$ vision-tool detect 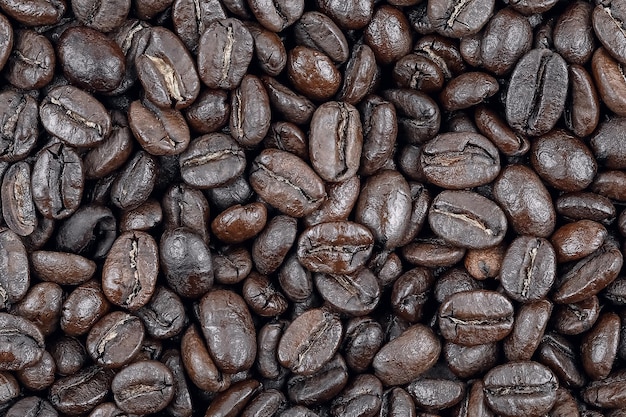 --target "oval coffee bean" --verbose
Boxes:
[86,311,144,368]
[111,361,174,415]
[483,361,558,417]
[102,231,159,311]
[0,313,44,371]
[278,308,342,375]
[48,366,113,415]
[429,190,507,249]
[0,90,38,163]
[438,290,514,346]
[2,161,37,236]
[0,228,29,309]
